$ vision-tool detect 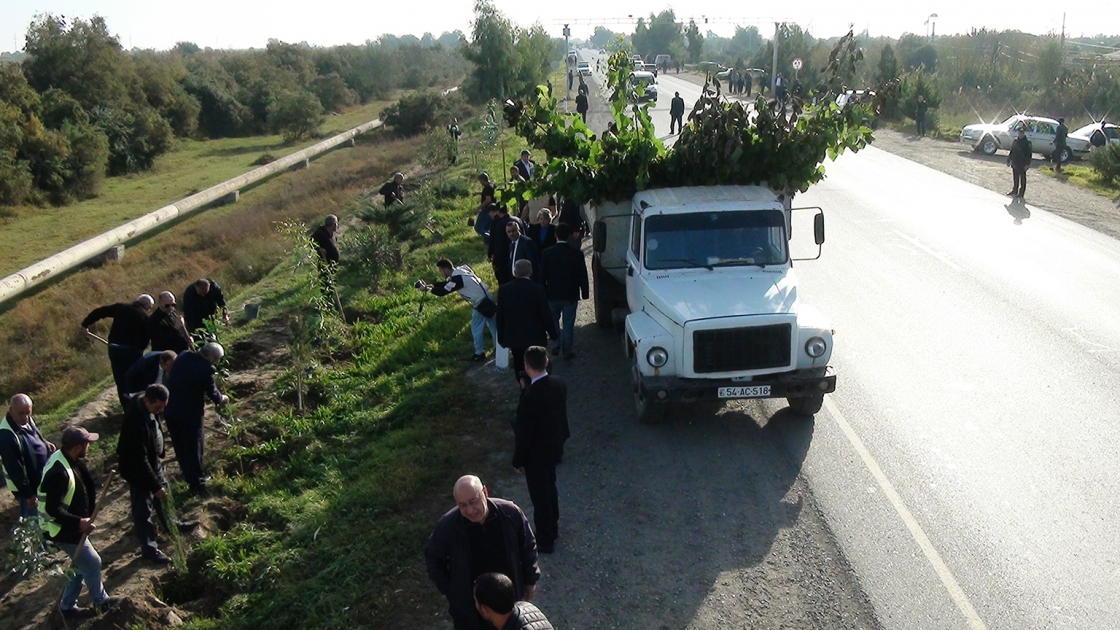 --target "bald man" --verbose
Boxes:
[148,292,191,353]
[425,475,540,630]
[0,394,56,519]
[81,294,154,409]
